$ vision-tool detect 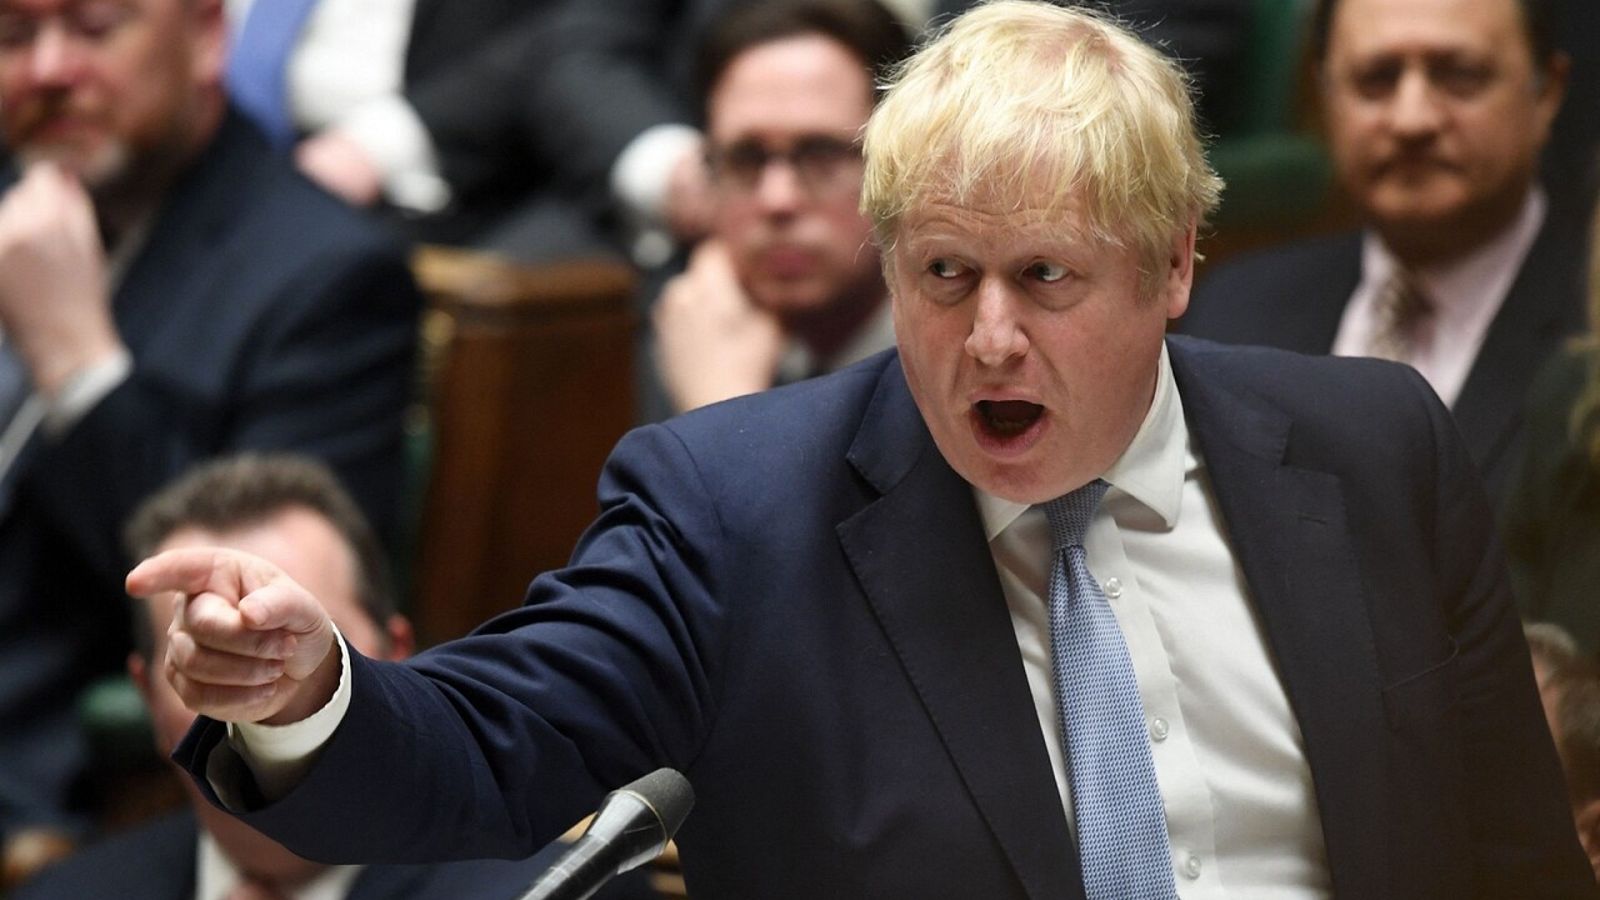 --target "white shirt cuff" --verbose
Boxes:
[42,348,131,436]
[611,123,702,223]
[226,625,353,803]
[338,97,452,214]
